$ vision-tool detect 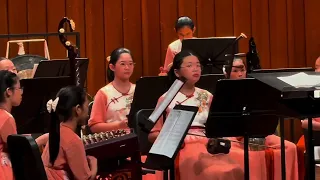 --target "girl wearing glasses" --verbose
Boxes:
[89,48,135,133]
[149,51,244,180]
[88,48,163,180]
[0,70,23,180]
